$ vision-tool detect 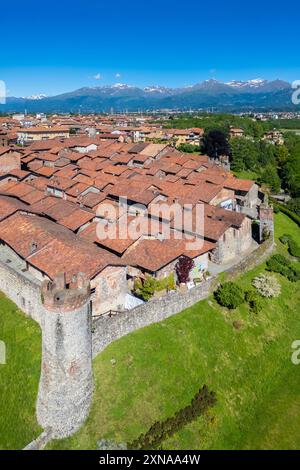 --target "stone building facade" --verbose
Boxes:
[210,217,253,264]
